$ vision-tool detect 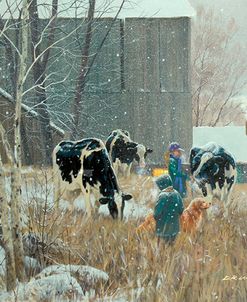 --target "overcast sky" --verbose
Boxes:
[1,0,246,44]
[190,0,247,107]
[189,0,247,48]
